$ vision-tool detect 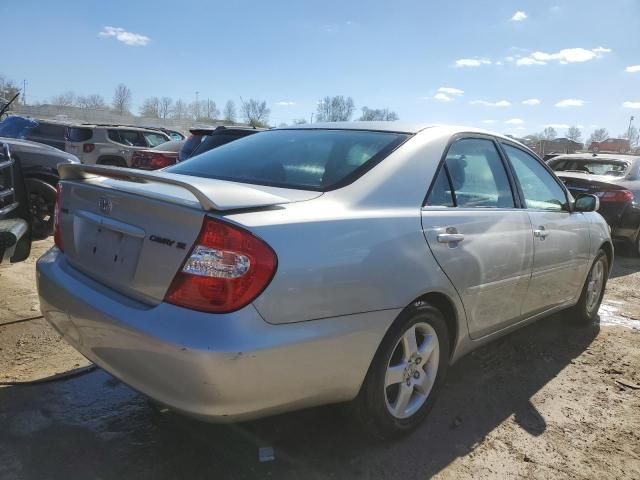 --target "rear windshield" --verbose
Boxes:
[168,129,408,191]
[550,159,629,177]
[67,127,92,142]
